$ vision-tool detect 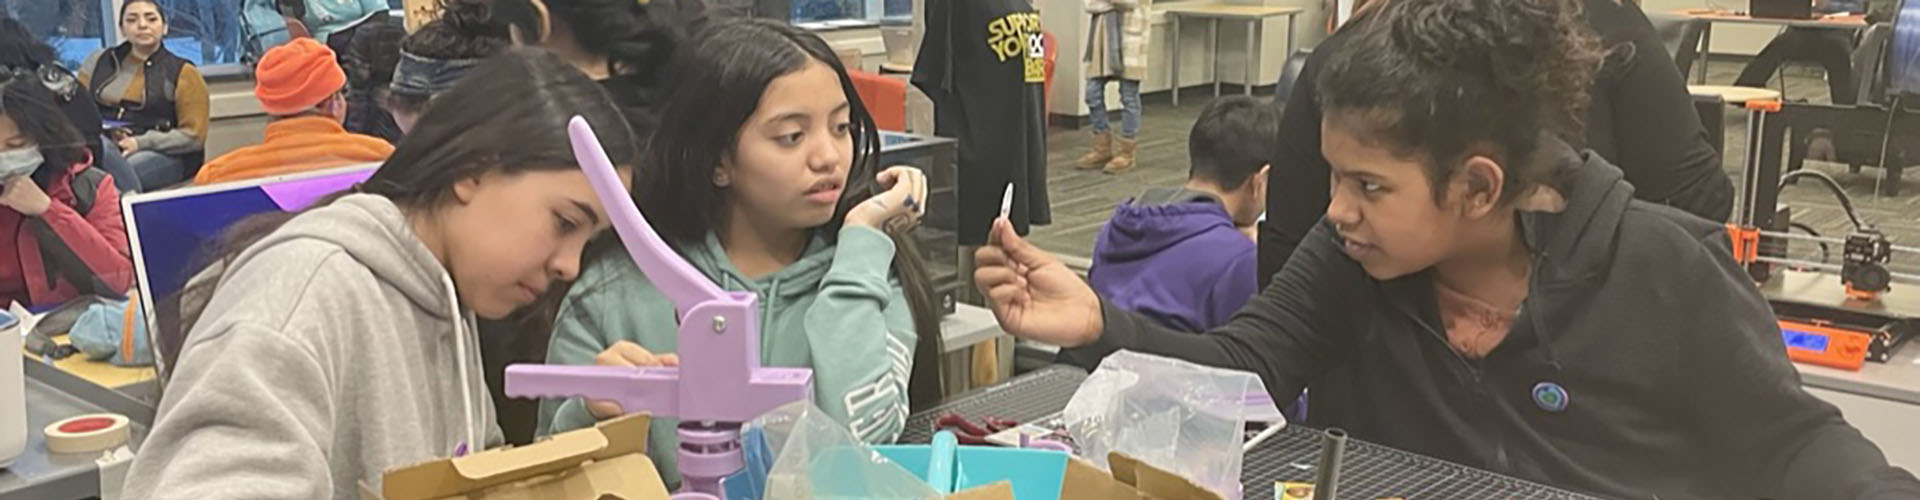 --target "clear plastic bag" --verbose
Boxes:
[750,401,942,500]
[1062,350,1272,499]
